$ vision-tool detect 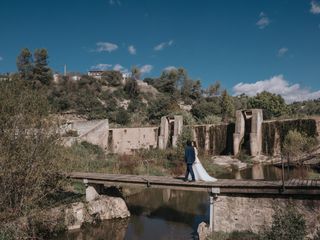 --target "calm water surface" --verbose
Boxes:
[56,189,209,240]
[56,164,318,240]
